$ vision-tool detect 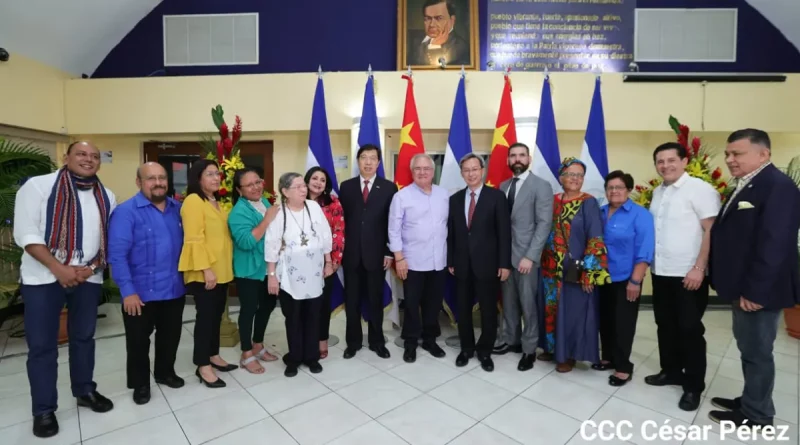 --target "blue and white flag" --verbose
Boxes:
[353,74,386,178]
[532,76,562,194]
[439,75,472,195]
[304,75,346,316]
[580,76,609,205]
